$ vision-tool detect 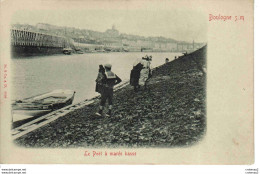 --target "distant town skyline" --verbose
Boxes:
[11,9,207,43]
